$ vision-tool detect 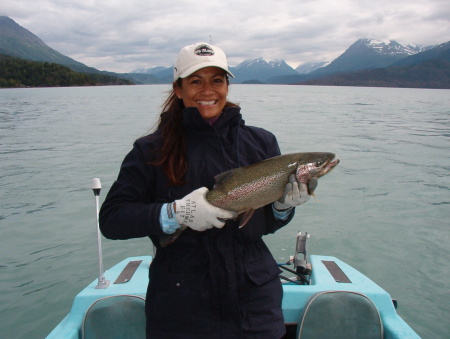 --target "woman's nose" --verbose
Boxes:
[201,82,214,94]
